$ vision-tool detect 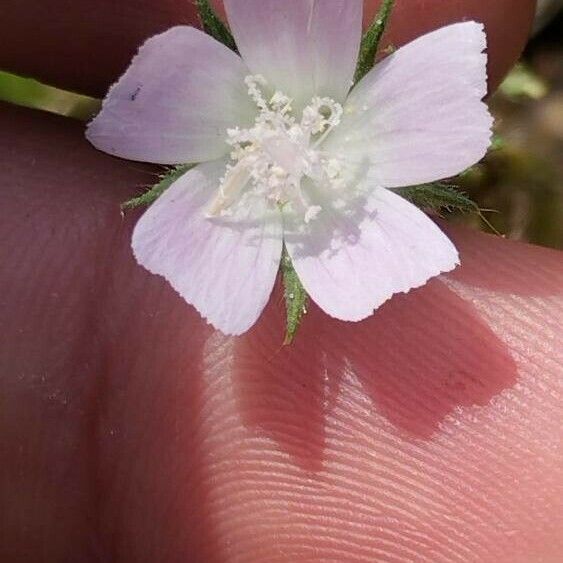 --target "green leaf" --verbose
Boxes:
[354,0,395,84]
[121,164,193,210]
[397,183,479,215]
[281,248,309,345]
[196,0,238,52]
